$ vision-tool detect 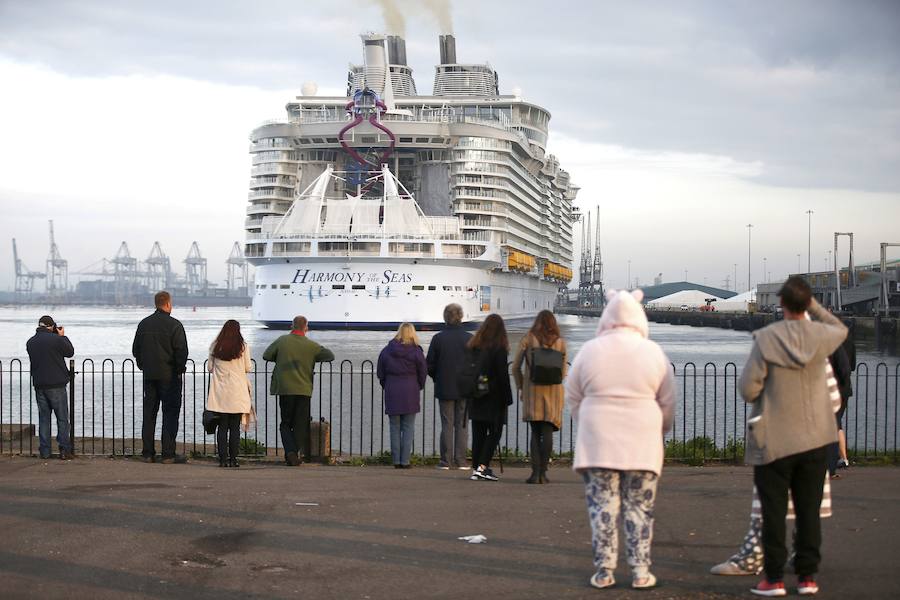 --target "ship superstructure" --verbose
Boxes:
[245,34,577,328]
